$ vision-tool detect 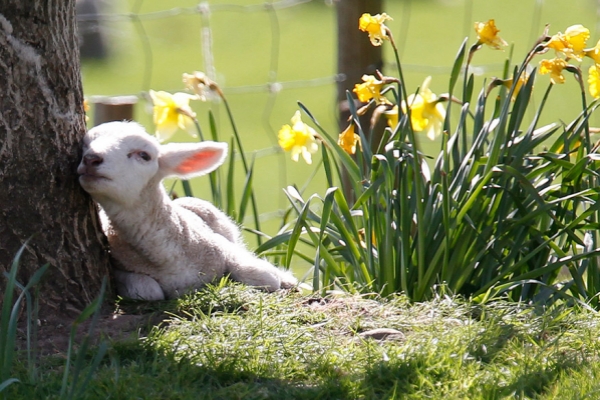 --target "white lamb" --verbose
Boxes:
[77,121,297,300]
